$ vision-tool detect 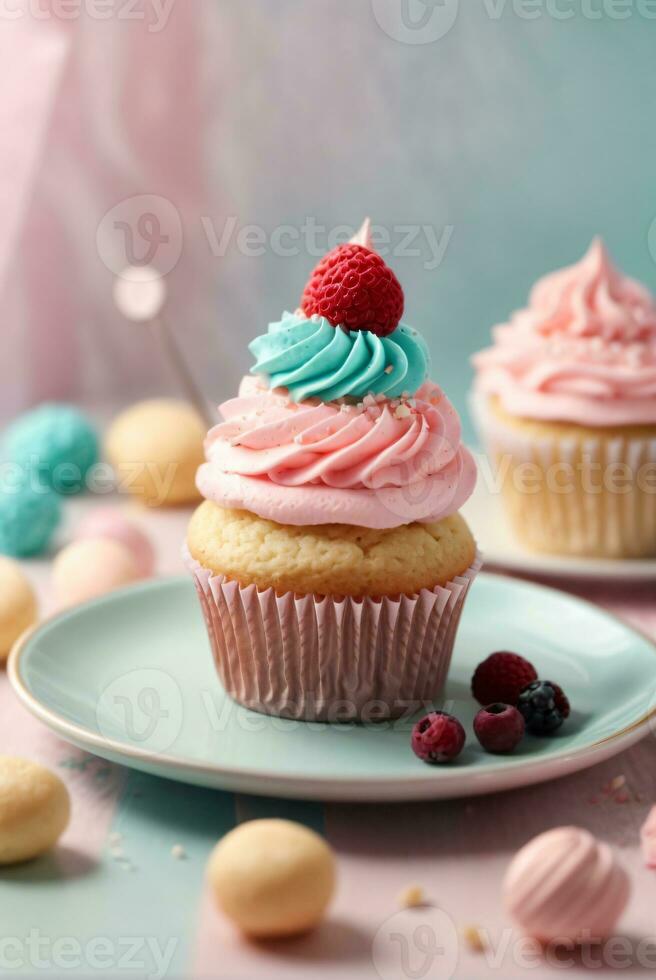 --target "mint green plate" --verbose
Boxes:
[9,573,656,801]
